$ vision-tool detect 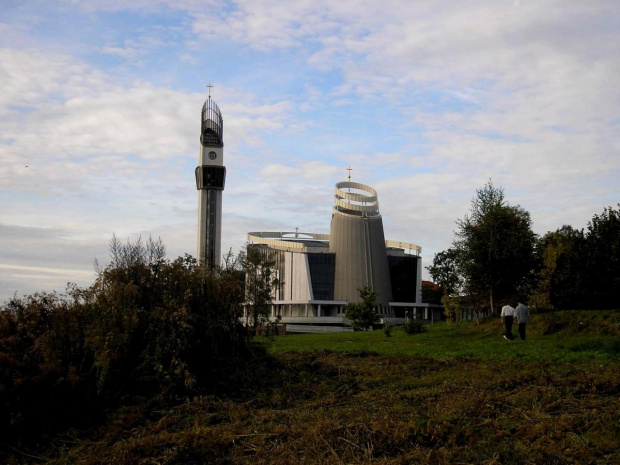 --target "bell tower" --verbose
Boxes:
[195,89,225,268]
